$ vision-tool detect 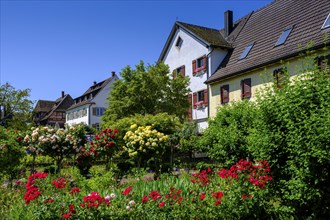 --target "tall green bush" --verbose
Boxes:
[198,101,259,167]
[0,127,25,183]
[249,68,330,218]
